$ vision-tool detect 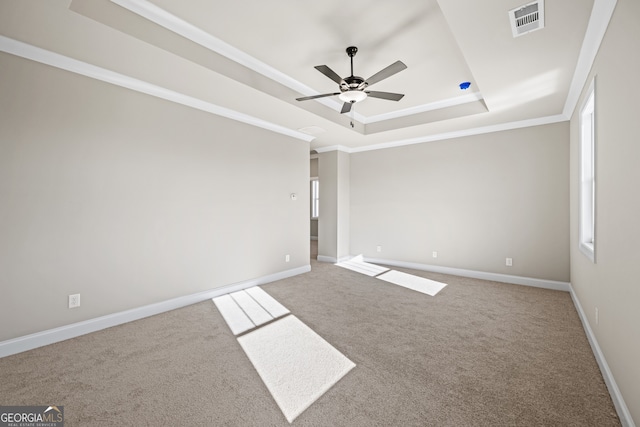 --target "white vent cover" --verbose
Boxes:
[509,0,545,37]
